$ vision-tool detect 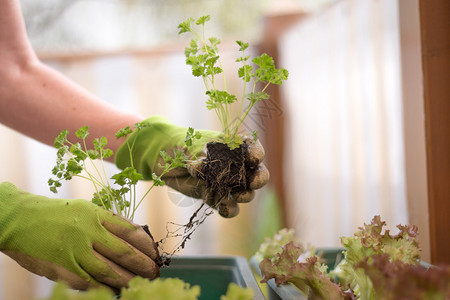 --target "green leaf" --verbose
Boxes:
[121,277,200,300]
[238,65,253,82]
[254,228,301,262]
[75,126,89,140]
[178,17,195,34]
[171,148,188,168]
[220,283,253,300]
[208,37,221,48]
[236,55,250,63]
[206,90,237,106]
[56,146,68,159]
[152,173,165,186]
[330,216,422,299]
[54,130,68,148]
[112,167,143,186]
[66,159,83,174]
[87,149,99,160]
[260,242,348,299]
[252,54,289,85]
[70,143,88,161]
[185,39,199,58]
[102,148,113,159]
[236,40,249,52]
[205,55,219,68]
[225,135,243,150]
[45,281,114,300]
[159,151,173,164]
[196,15,211,25]
[115,126,133,139]
[92,188,113,210]
[185,127,195,146]
[134,121,151,131]
[269,68,289,85]
[93,137,108,151]
[246,91,270,105]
